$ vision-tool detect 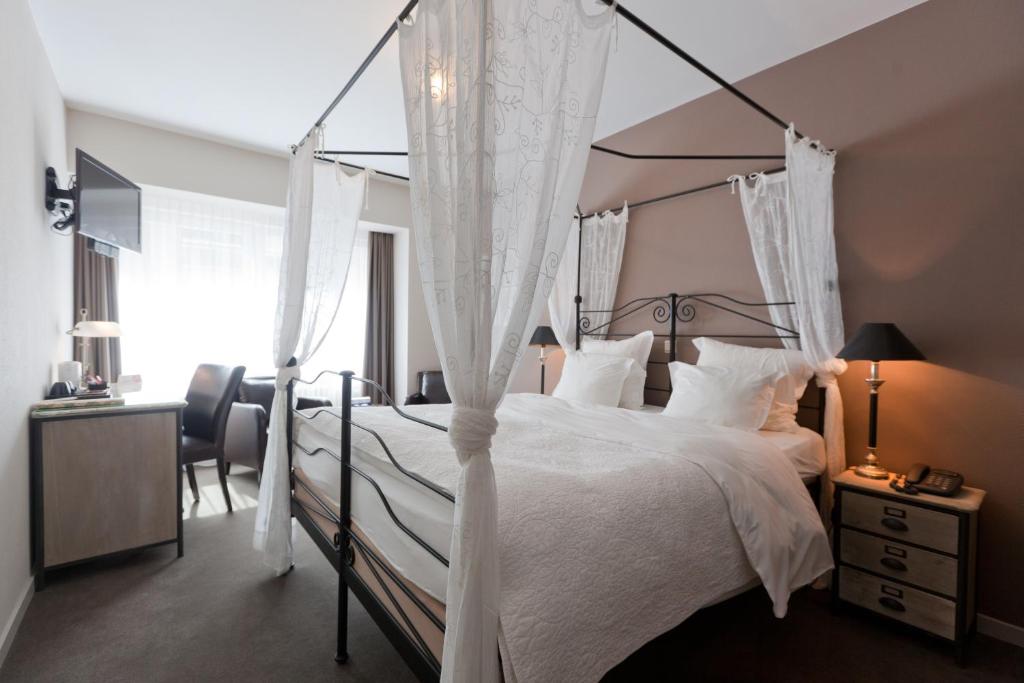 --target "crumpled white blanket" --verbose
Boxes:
[328,393,832,683]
